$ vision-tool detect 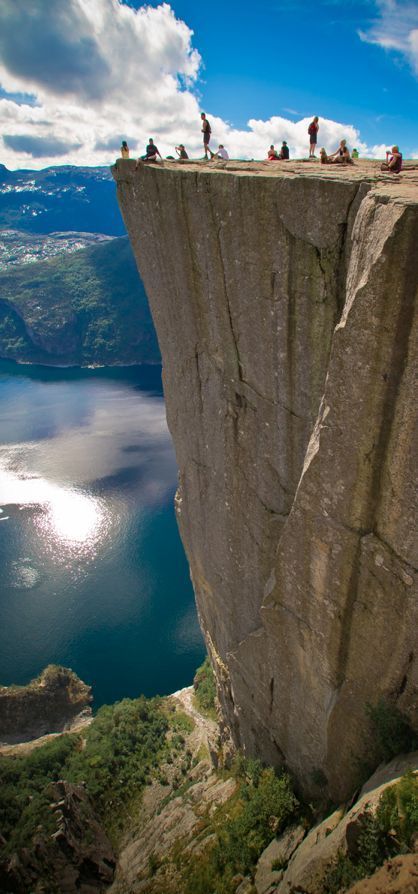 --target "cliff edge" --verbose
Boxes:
[113,158,418,800]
